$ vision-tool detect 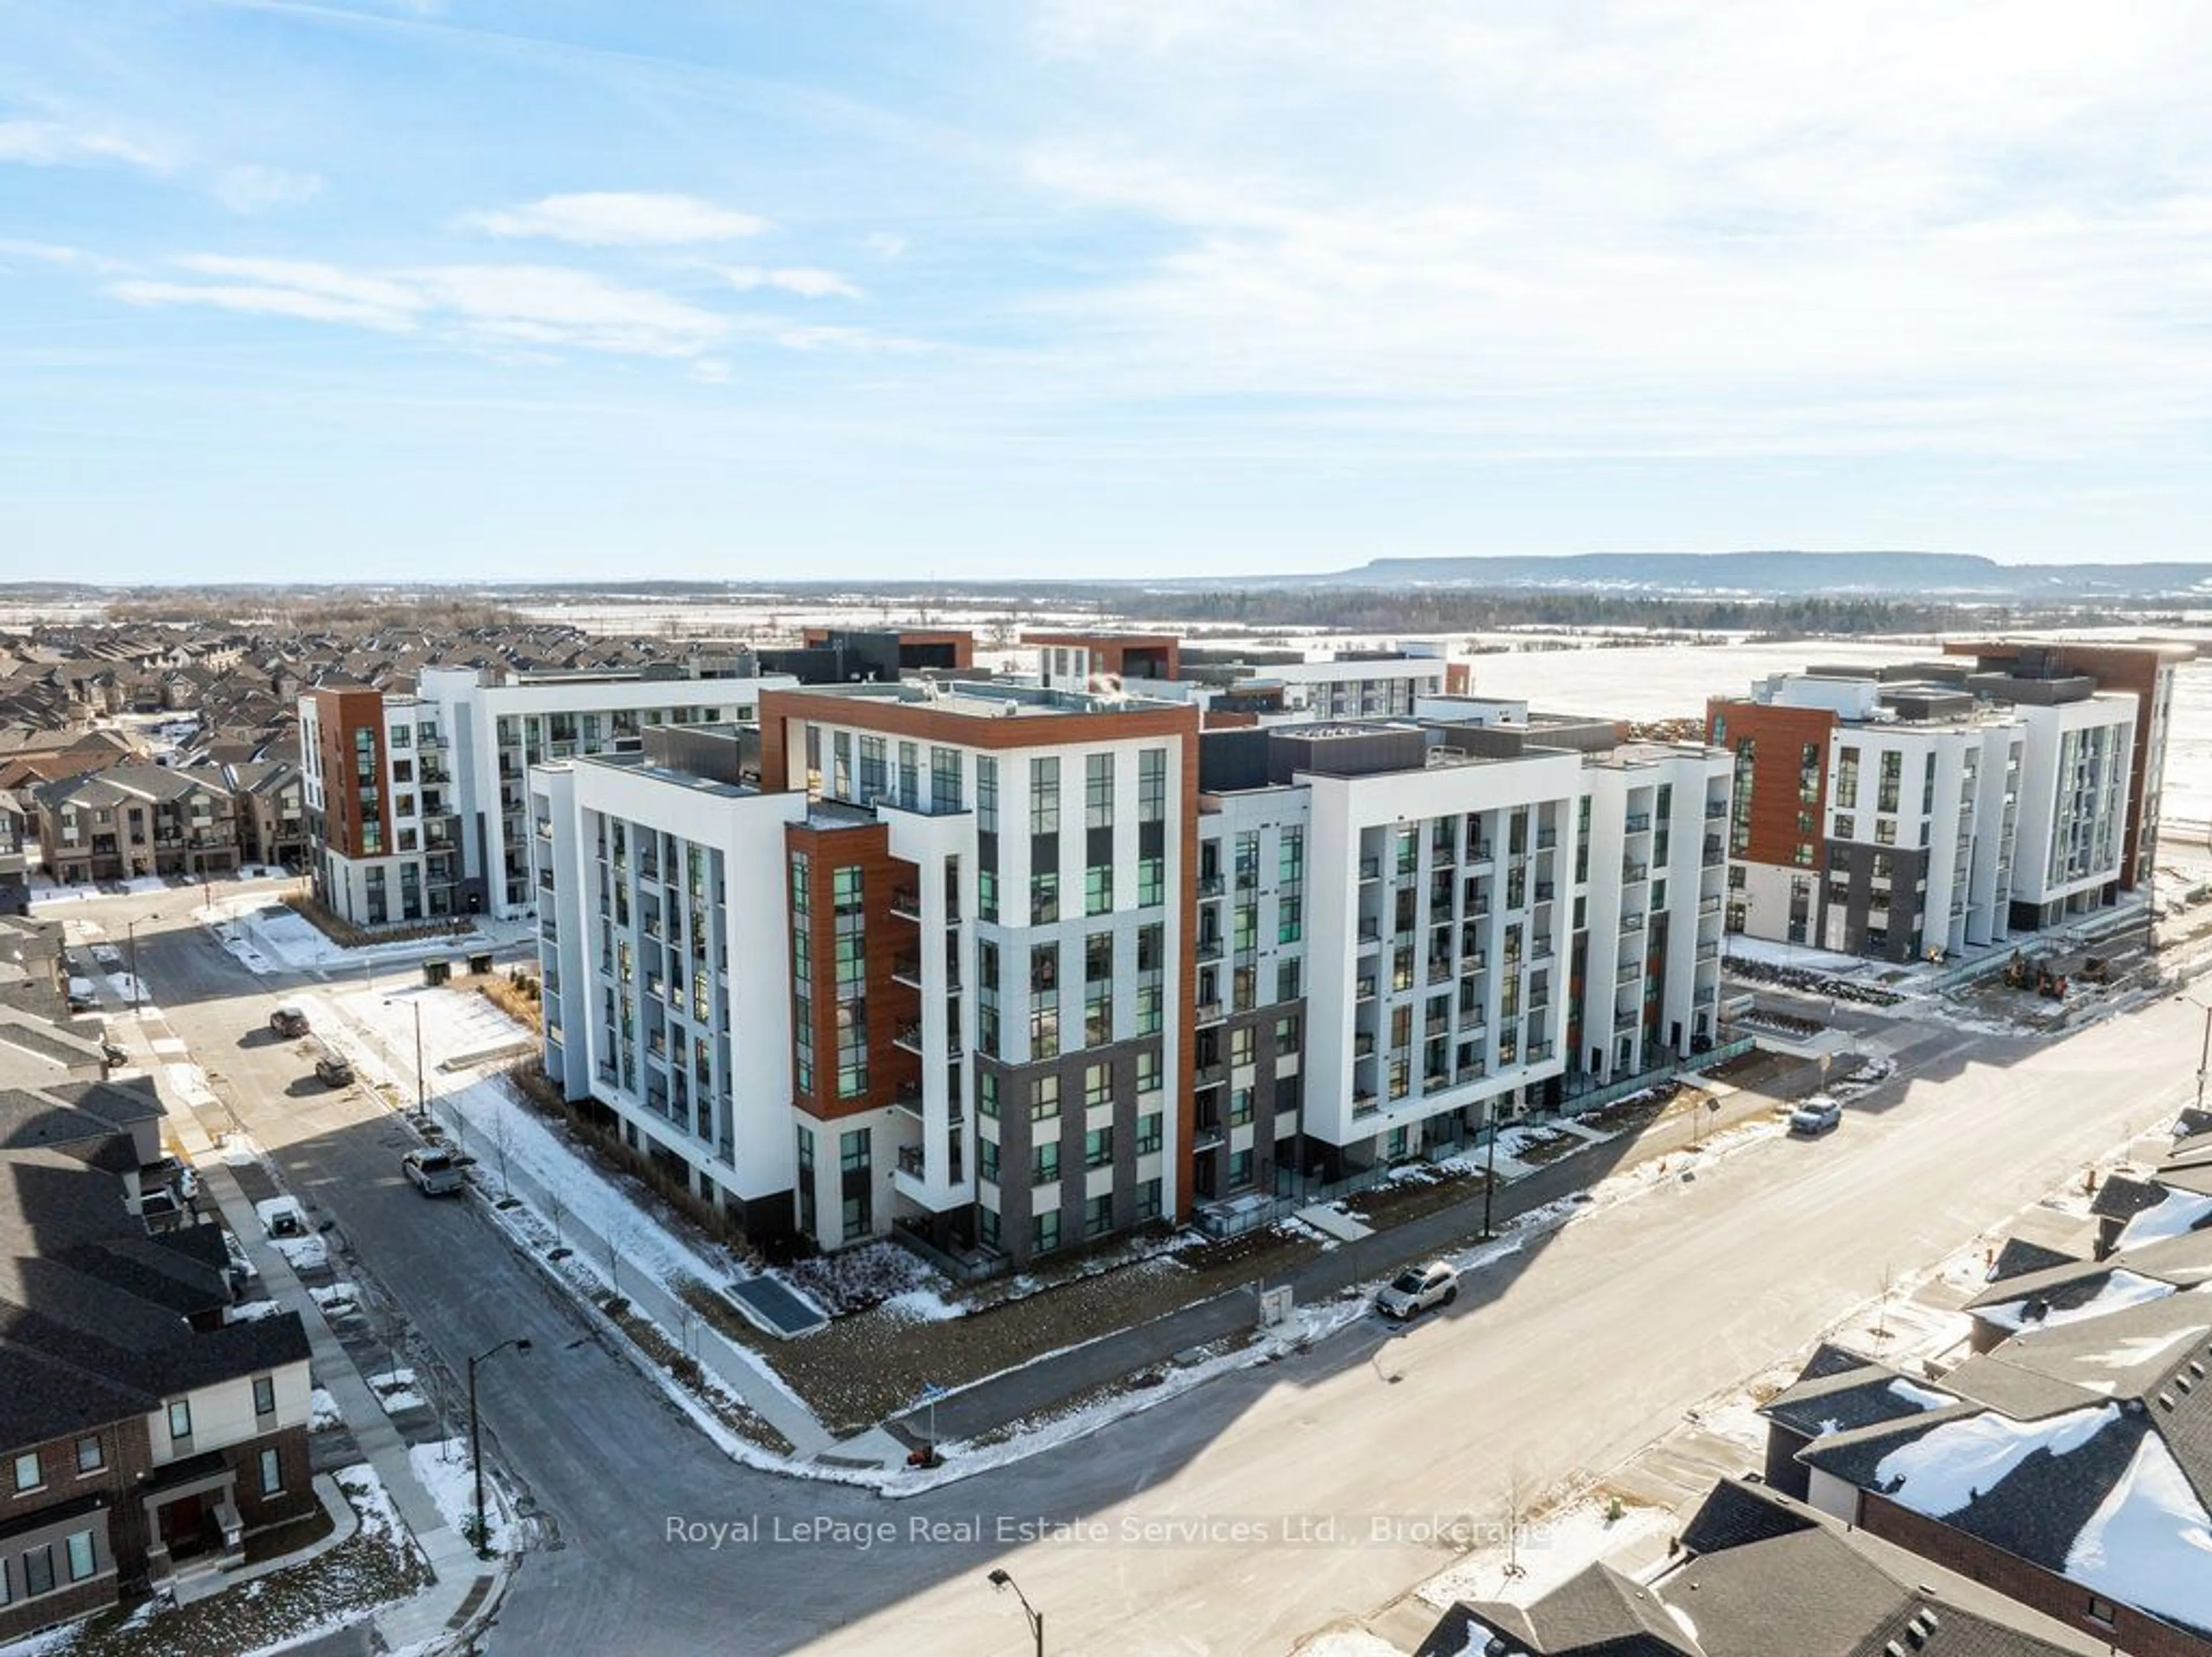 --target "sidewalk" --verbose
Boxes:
[893,1070,1805,1448]
[121,1001,507,1655]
